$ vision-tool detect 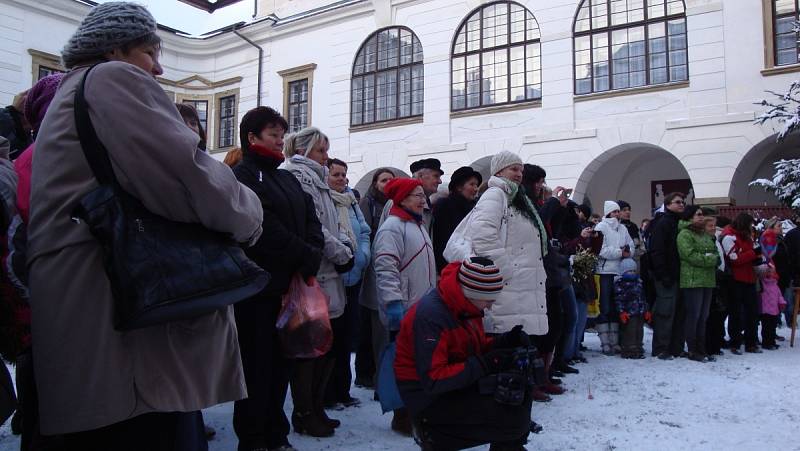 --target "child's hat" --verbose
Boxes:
[620,258,637,274]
